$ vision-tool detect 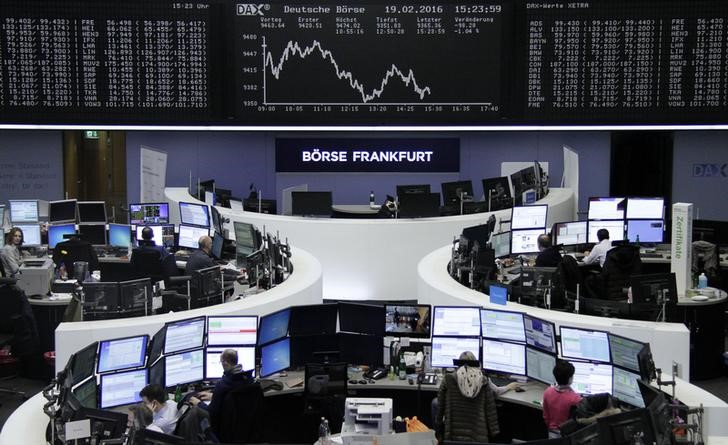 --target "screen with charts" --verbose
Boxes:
[626,220,664,243]
[99,368,147,409]
[178,225,209,250]
[260,337,291,378]
[207,316,258,346]
[204,346,256,379]
[48,223,77,249]
[560,327,611,363]
[490,231,511,258]
[165,349,204,387]
[430,336,481,368]
[510,205,548,230]
[526,347,556,385]
[587,220,625,244]
[134,224,175,249]
[588,197,626,220]
[9,200,39,222]
[179,202,210,227]
[482,339,526,376]
[570,361,613,395]
[15,223,41,246]
[553,221,588,246]
[609,334,644,372]
[164,317,206,355]
[480,309,525,342]
[97,335,148,374]
[432,306,481,337]
[612,366,644,408]
[129,203,170,225]
[626,198,664,220]
[524,315,556,354]
[510,228,545,255]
